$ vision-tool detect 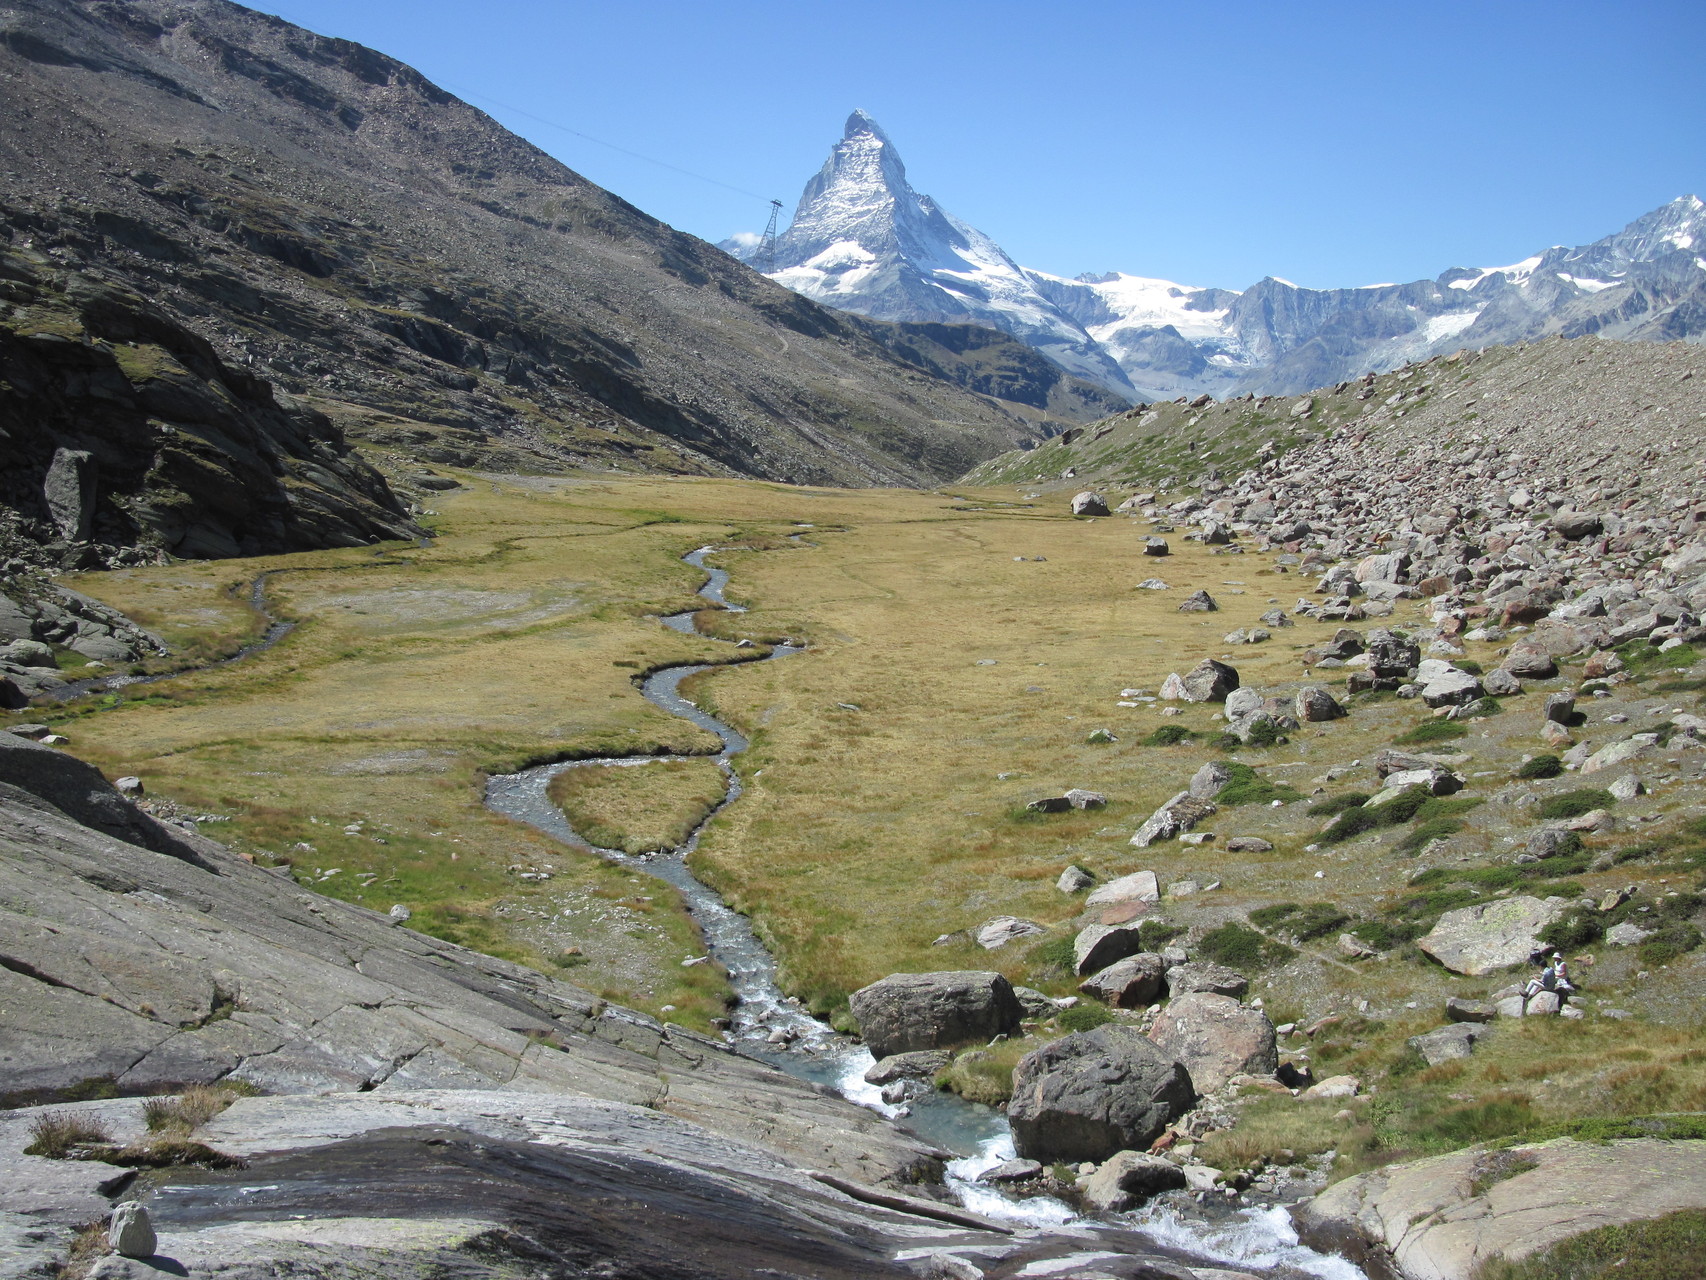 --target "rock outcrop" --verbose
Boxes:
[1296,1137,1706,1280]
[1007,1025,1195,1164]
[1146,993,1278,1094]
[1417,897,1566,976]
